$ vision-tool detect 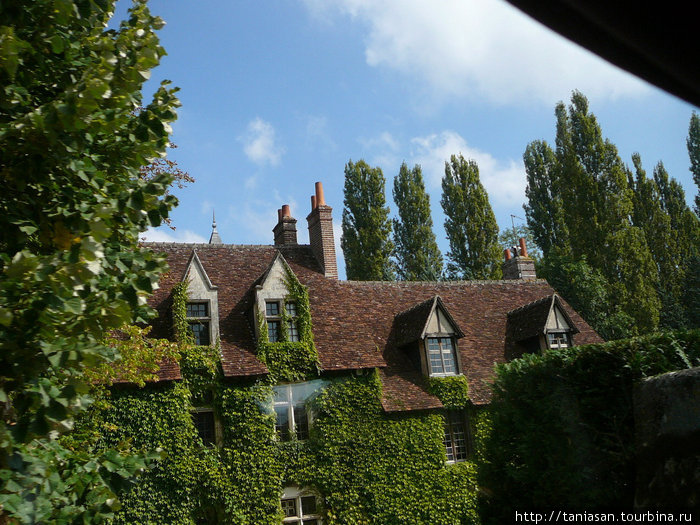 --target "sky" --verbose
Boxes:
[127,0,699,279]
